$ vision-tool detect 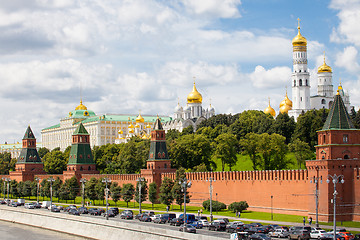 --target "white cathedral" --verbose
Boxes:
[264,20,351,120]
[163,82,215,132]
